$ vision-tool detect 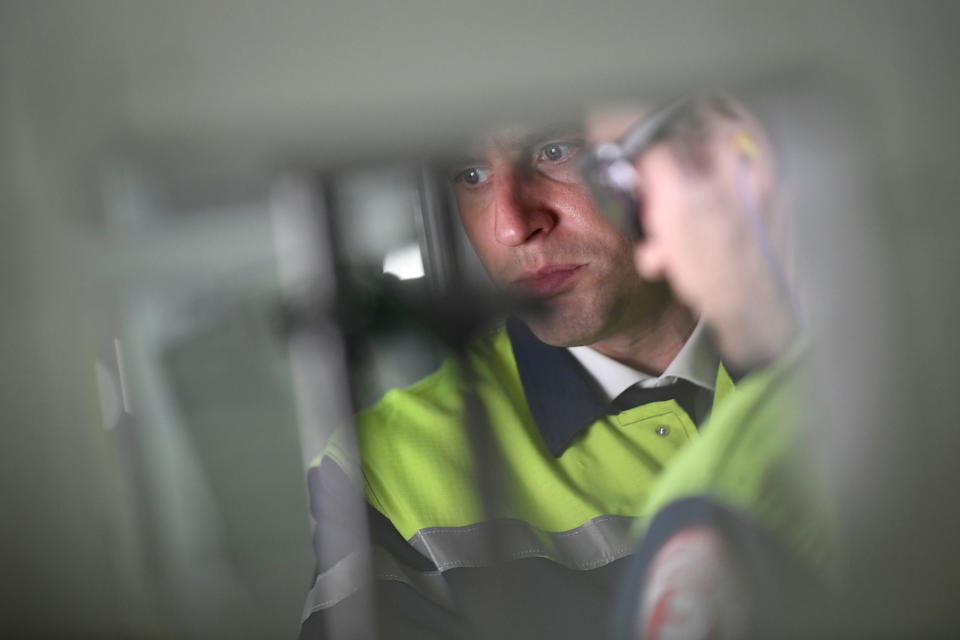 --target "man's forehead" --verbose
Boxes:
[457,104,653,159]
[461,122,580,157]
